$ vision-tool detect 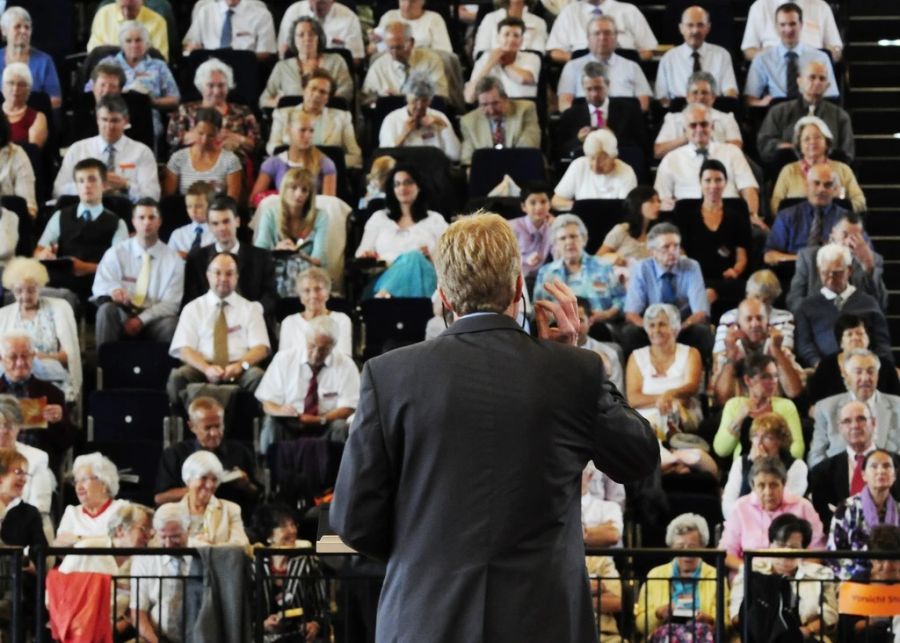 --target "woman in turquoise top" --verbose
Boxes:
[253,167,329,297]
